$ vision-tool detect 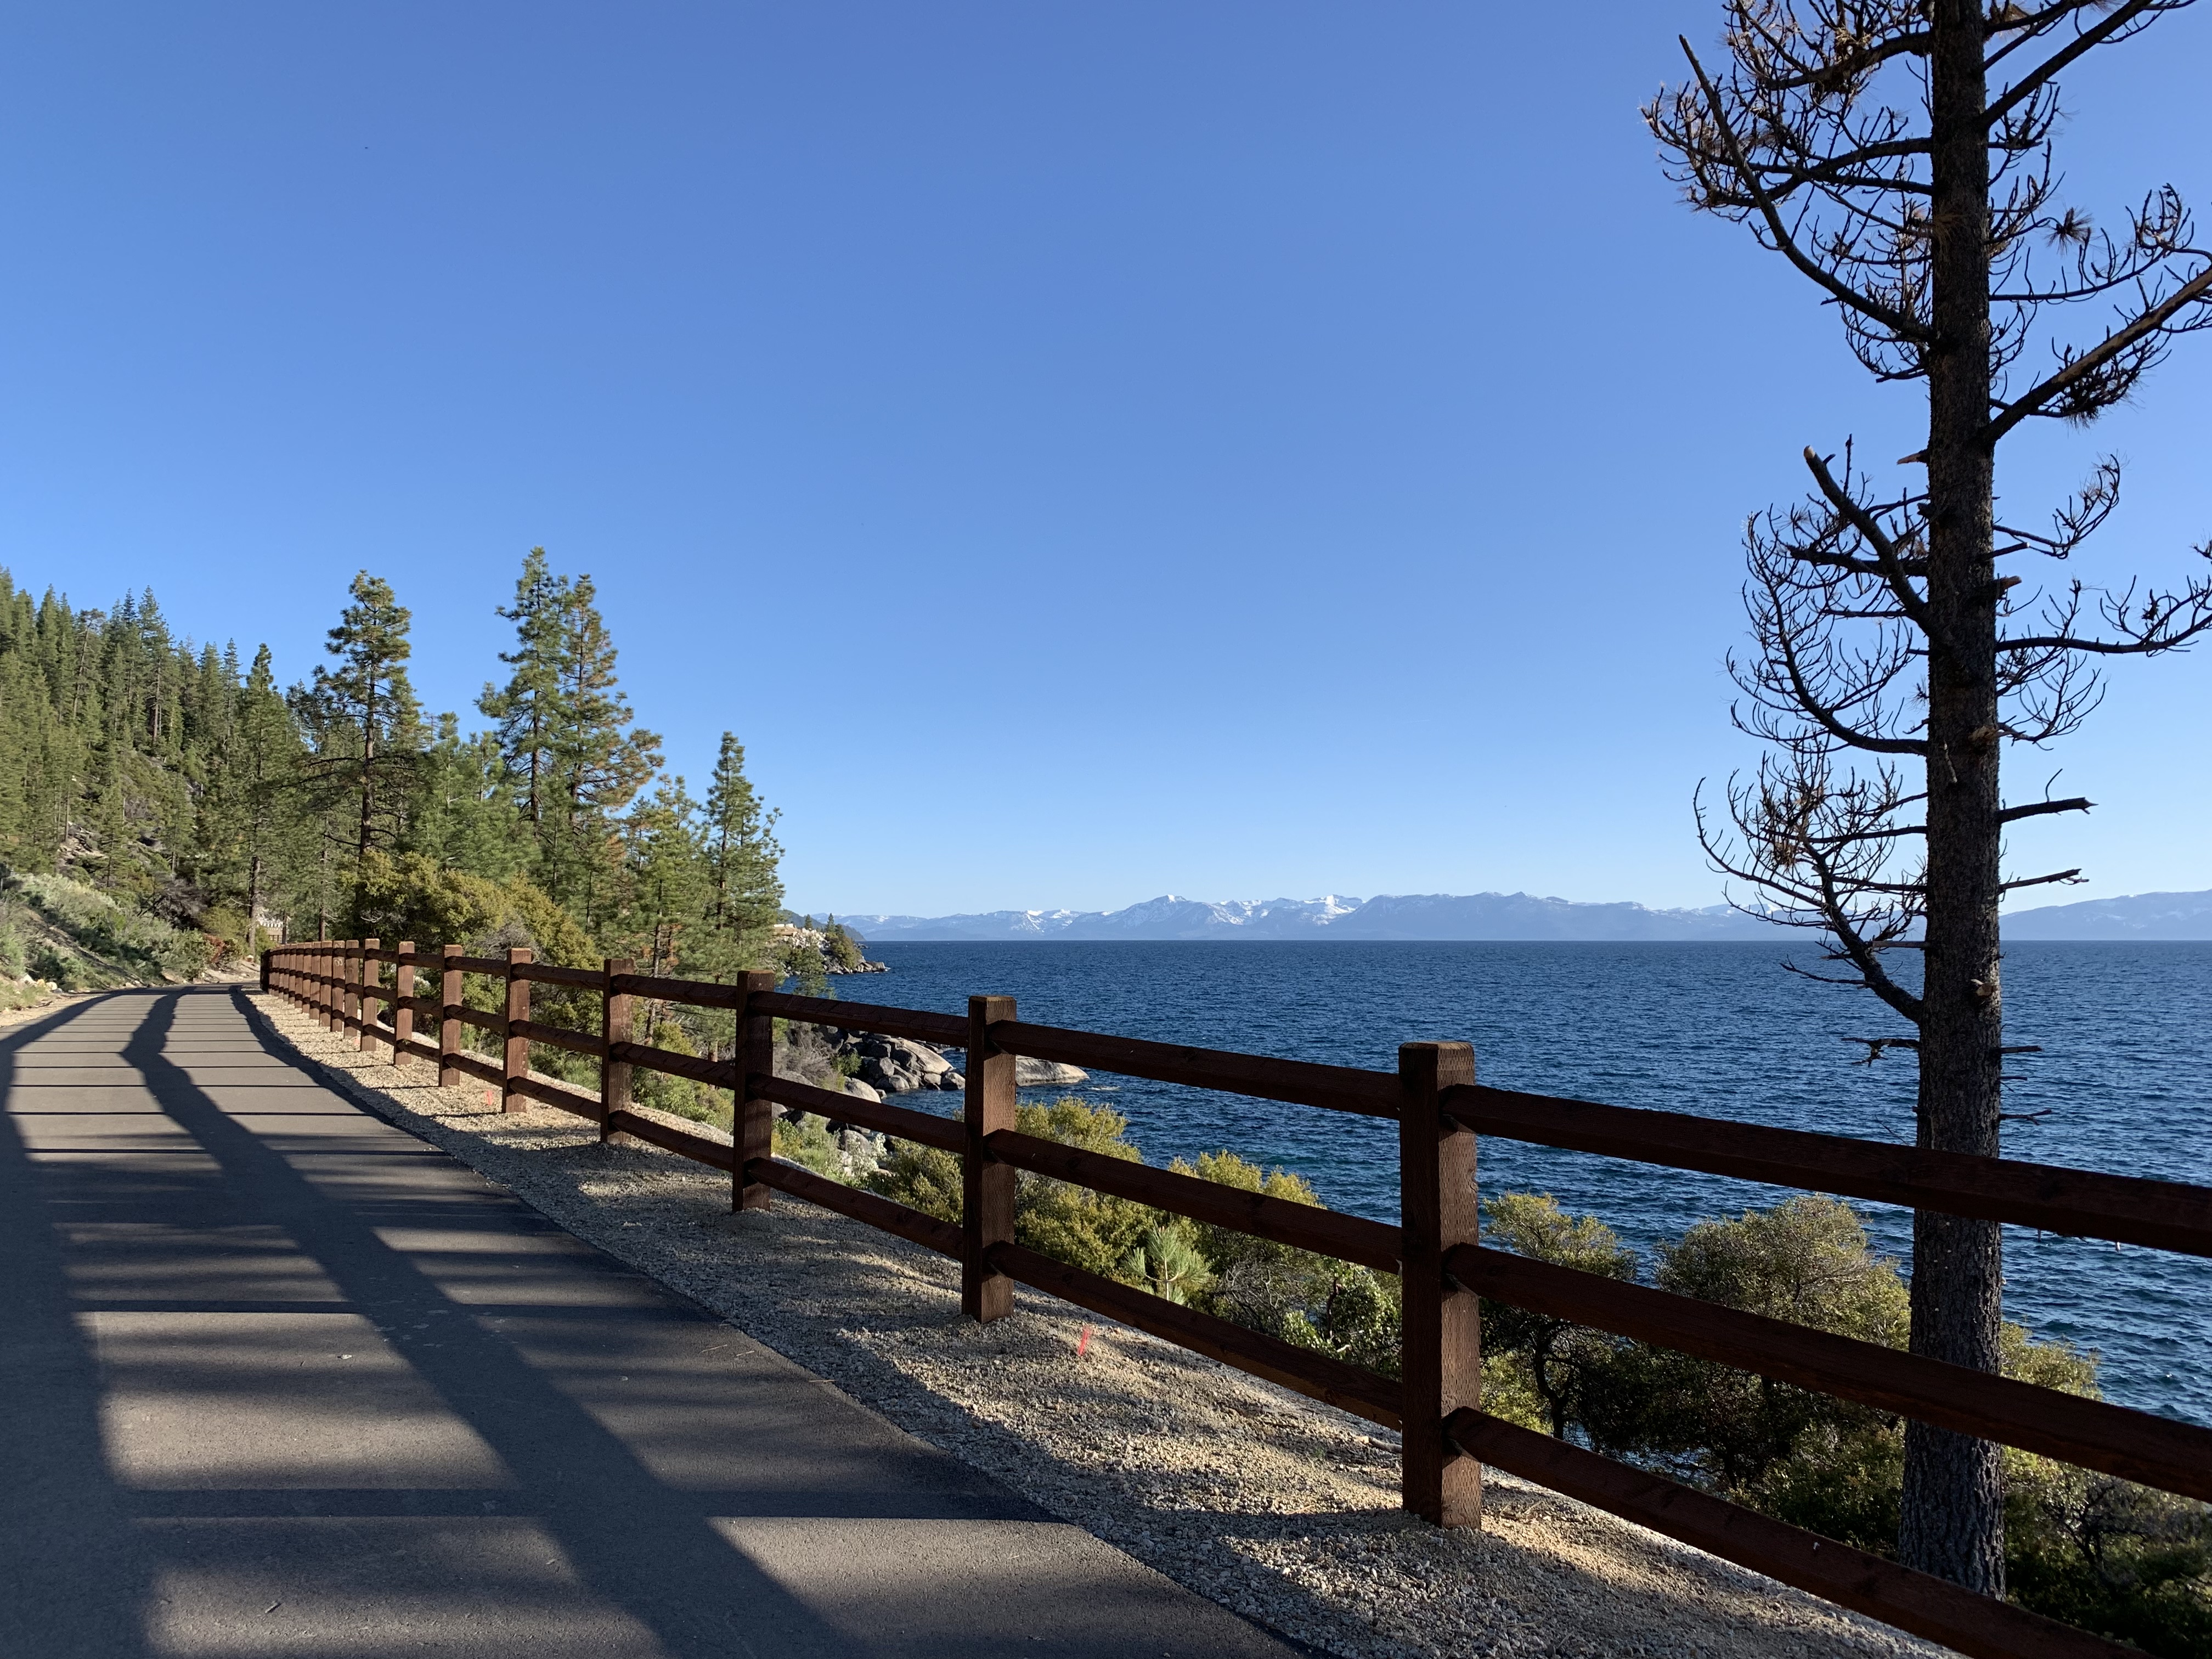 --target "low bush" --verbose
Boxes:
[1483,1190,2209,1656]
[855,1080,2209,1652]
[772,1113,849,1181]
[865,1097,1156,1277]
[13,871,209,983]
